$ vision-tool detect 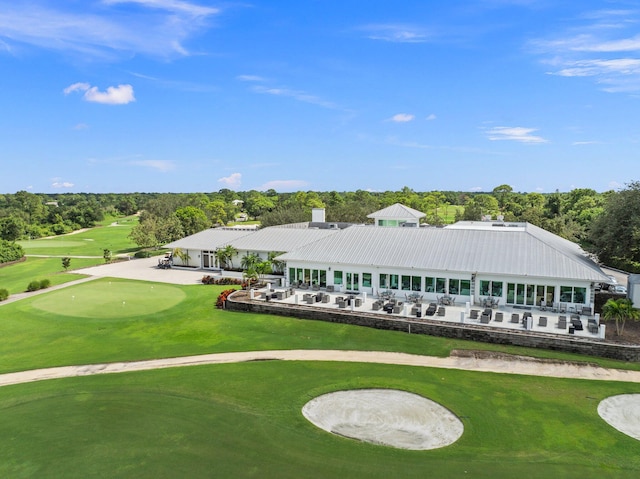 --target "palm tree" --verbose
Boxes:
[601,298,640,336]
[241,252,261,271]
[256,260,273,283]
[215,245,238,269]
[268,251,285,274]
